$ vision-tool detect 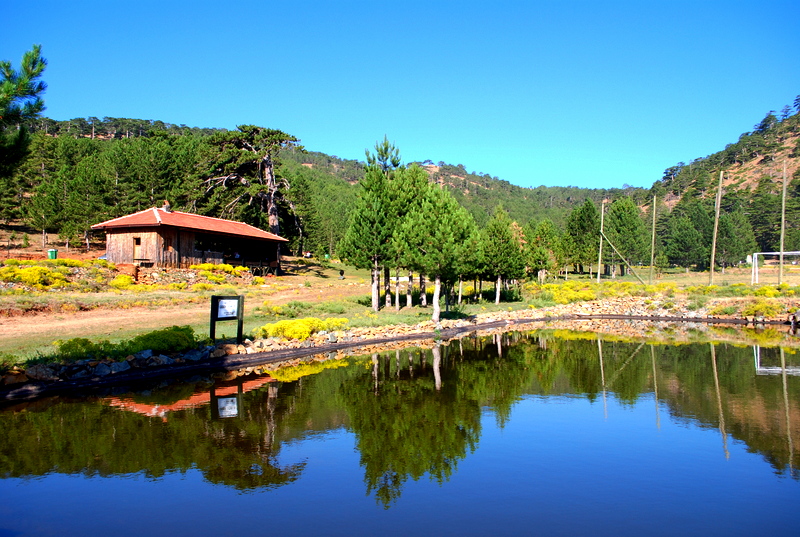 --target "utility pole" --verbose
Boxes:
[780,160,788,285]
[649,195,656,285]
[597,200,605,284]
[709,171,724,285]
